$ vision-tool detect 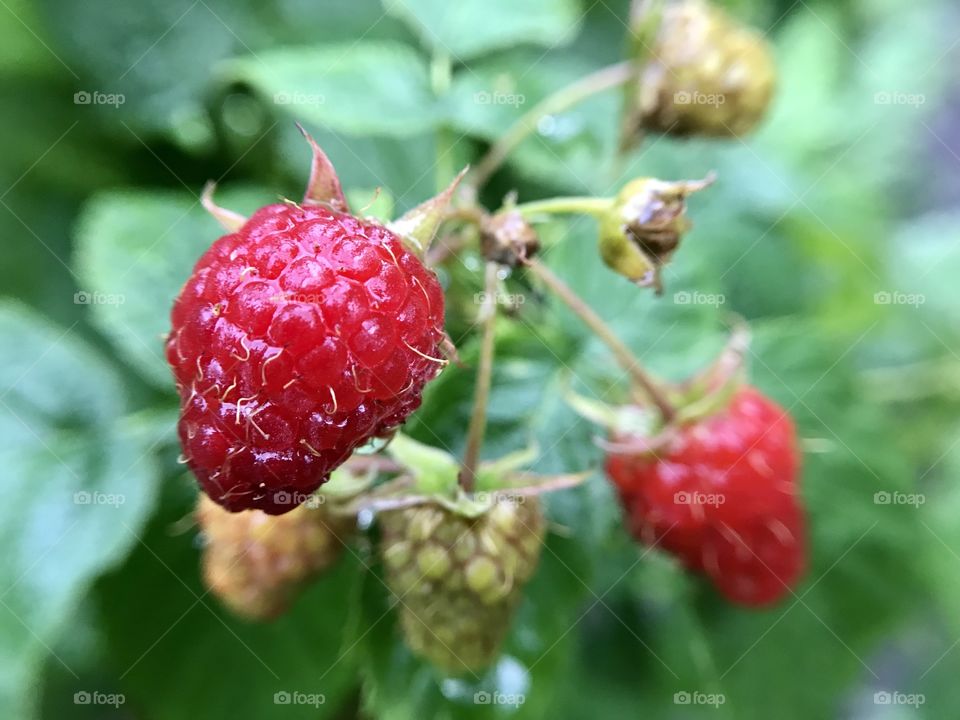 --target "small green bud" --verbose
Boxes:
[599,175,714,292]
